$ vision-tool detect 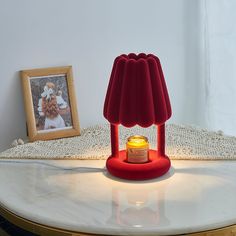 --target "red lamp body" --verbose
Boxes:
[104,53,172,180]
